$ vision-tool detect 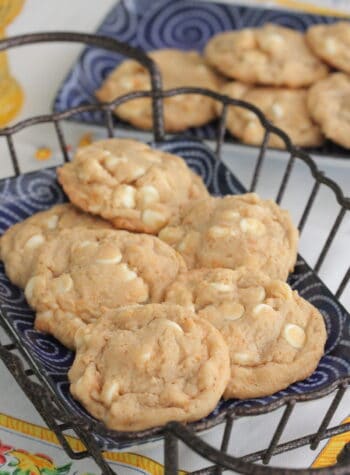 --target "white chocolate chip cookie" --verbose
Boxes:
[307,73,350,149]
[68,303,230,431]
[25,228,186,349]
[307,22,350,74]
[205,24,329,87]
[159,193,298,280]
[0,204,112,288]
[96,49,222,132]
[57,138,209,234]
[164,268,327,399]
[219,82,324,148]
